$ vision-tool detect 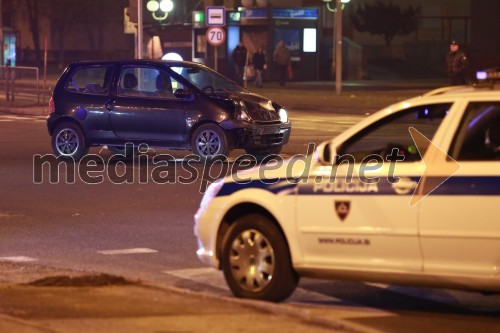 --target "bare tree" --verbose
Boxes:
[49,0,81,69]
[350,0,419,46]
[78,0,127,52]
[24,0,45,66]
